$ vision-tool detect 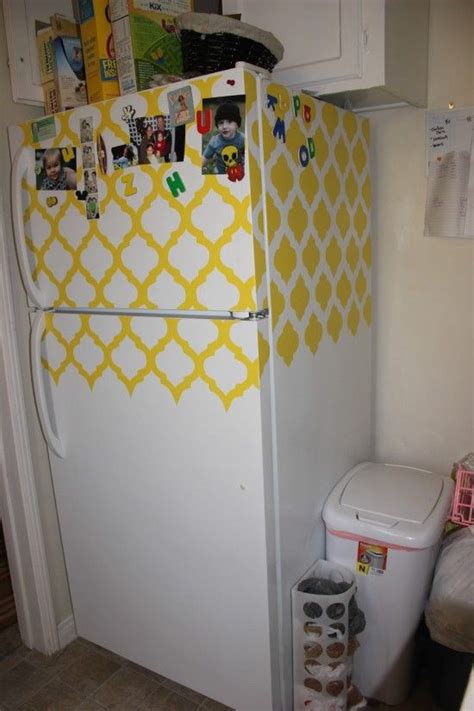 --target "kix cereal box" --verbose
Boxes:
[78,0,120,103]
[110,0,193,95]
